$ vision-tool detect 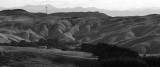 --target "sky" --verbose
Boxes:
[1,0,160,11]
